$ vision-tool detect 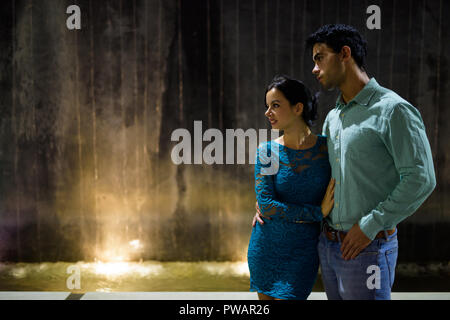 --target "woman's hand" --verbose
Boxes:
[321,178,335,217]
[252,201,271,227]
